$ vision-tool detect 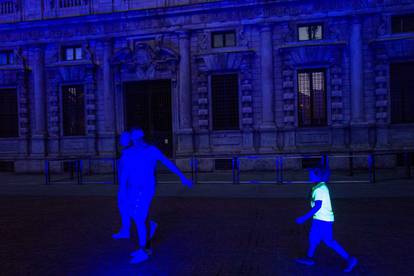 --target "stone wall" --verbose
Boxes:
[0,0,414,172]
